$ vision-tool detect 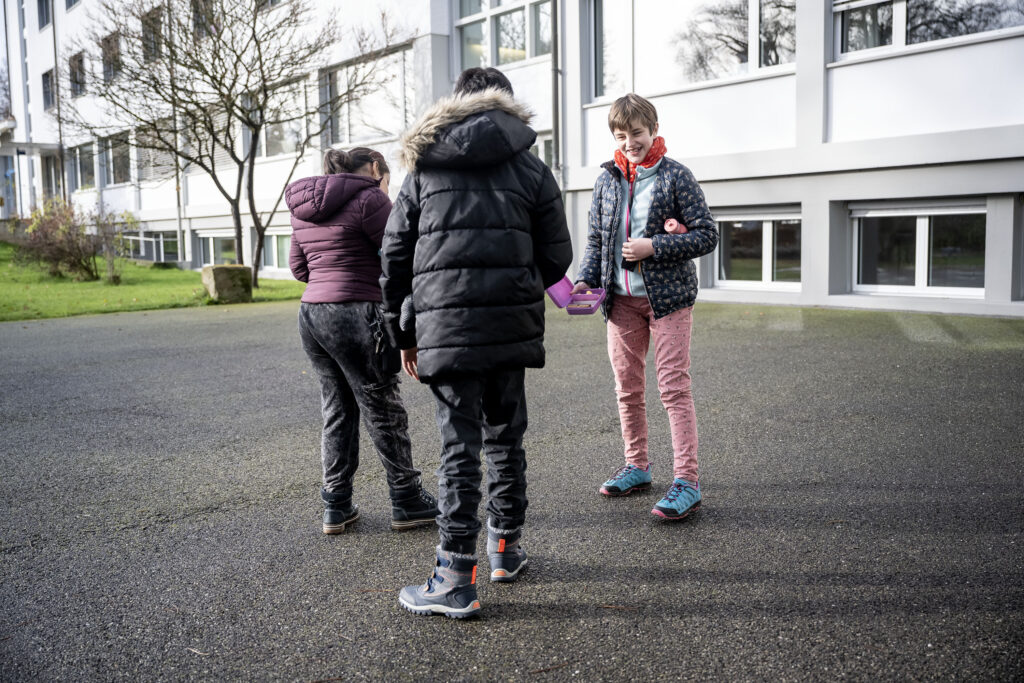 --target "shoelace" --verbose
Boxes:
[610,464,639,482]
[663,482,695,503]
